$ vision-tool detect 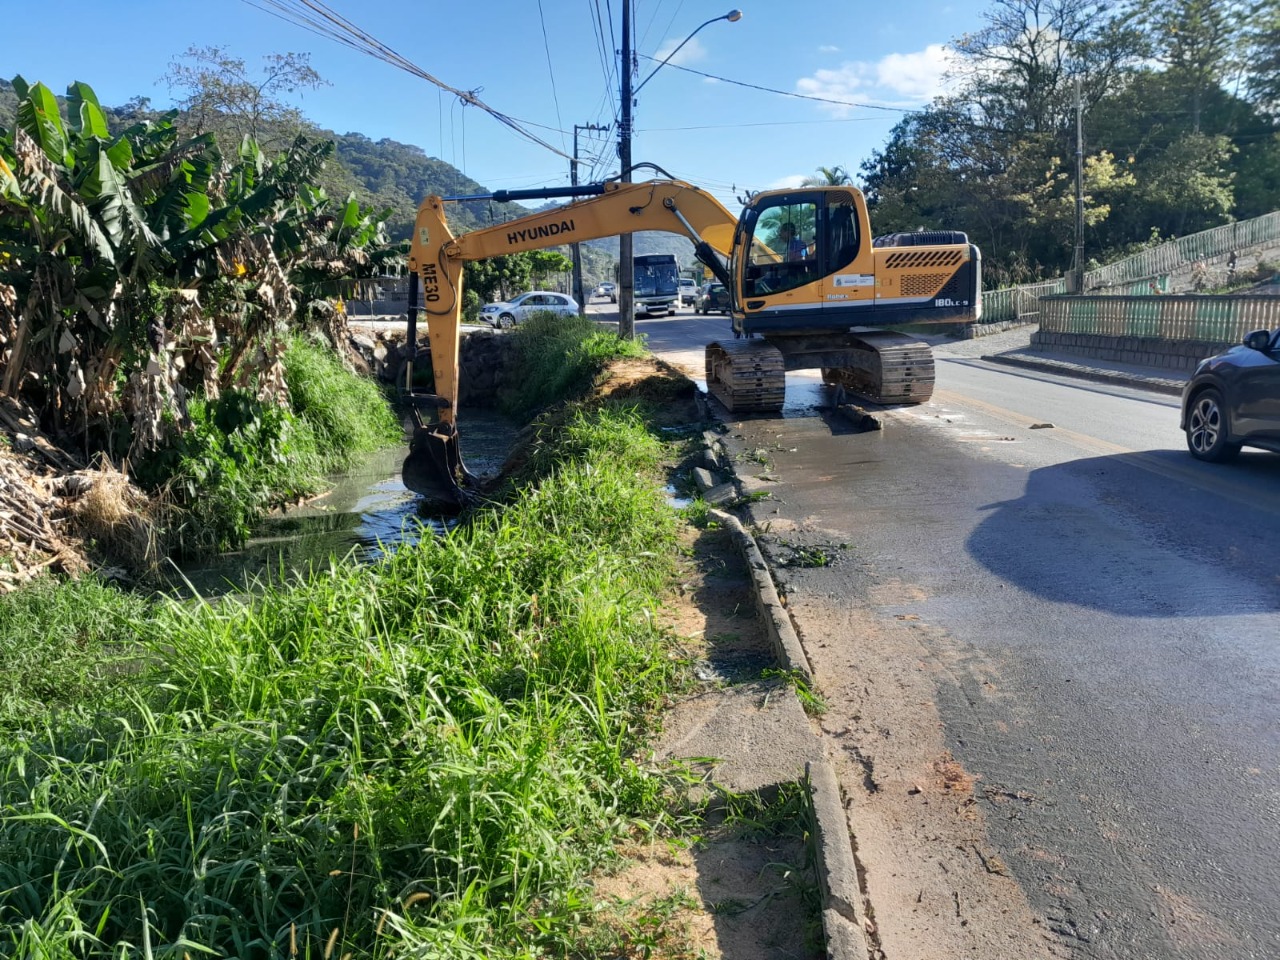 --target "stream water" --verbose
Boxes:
[170,410,521,597]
